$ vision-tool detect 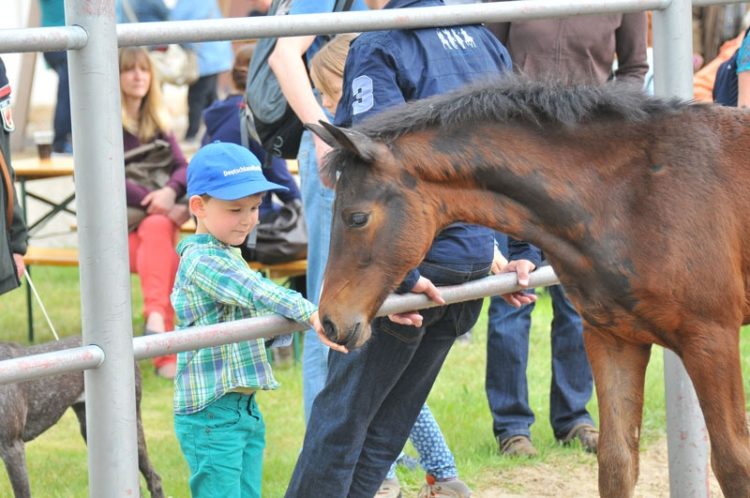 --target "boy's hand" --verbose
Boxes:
[310,311,348,354]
